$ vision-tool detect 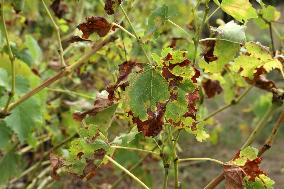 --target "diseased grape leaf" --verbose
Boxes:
[58,124,110,180]
[66,36,92,43]
[202,79,223,98]
[127,69,170,121]
[104,0,123,15]
[231,42,284,79]
[130,103,166,137]
[220,0,258,23]
[224,146,274,189]
[77,16,112,39]
[50,0,68,18]
[200,39,240,73]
